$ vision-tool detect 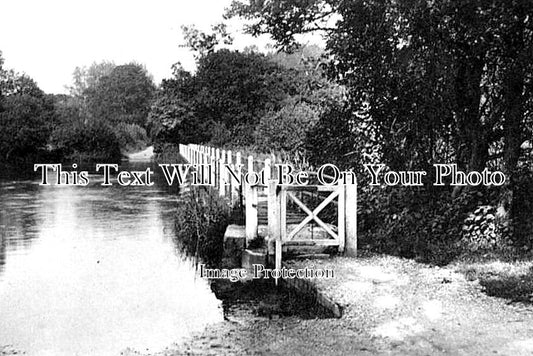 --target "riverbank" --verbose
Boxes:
[123,252,533,356]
